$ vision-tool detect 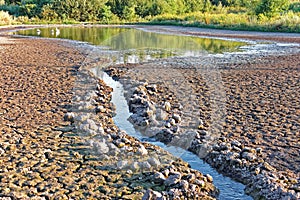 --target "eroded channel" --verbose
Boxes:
[98,70,252,200]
